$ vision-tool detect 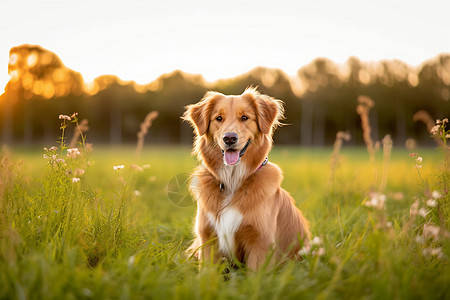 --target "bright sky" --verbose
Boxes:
[1,0,449,92]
